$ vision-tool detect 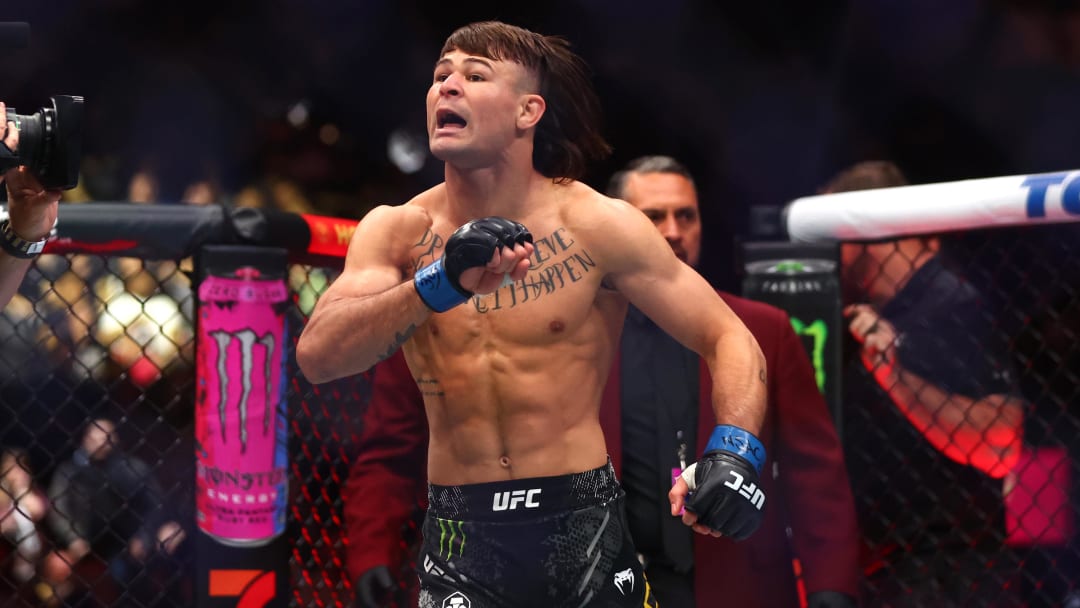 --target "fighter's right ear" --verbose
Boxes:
[516,94,545,131]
